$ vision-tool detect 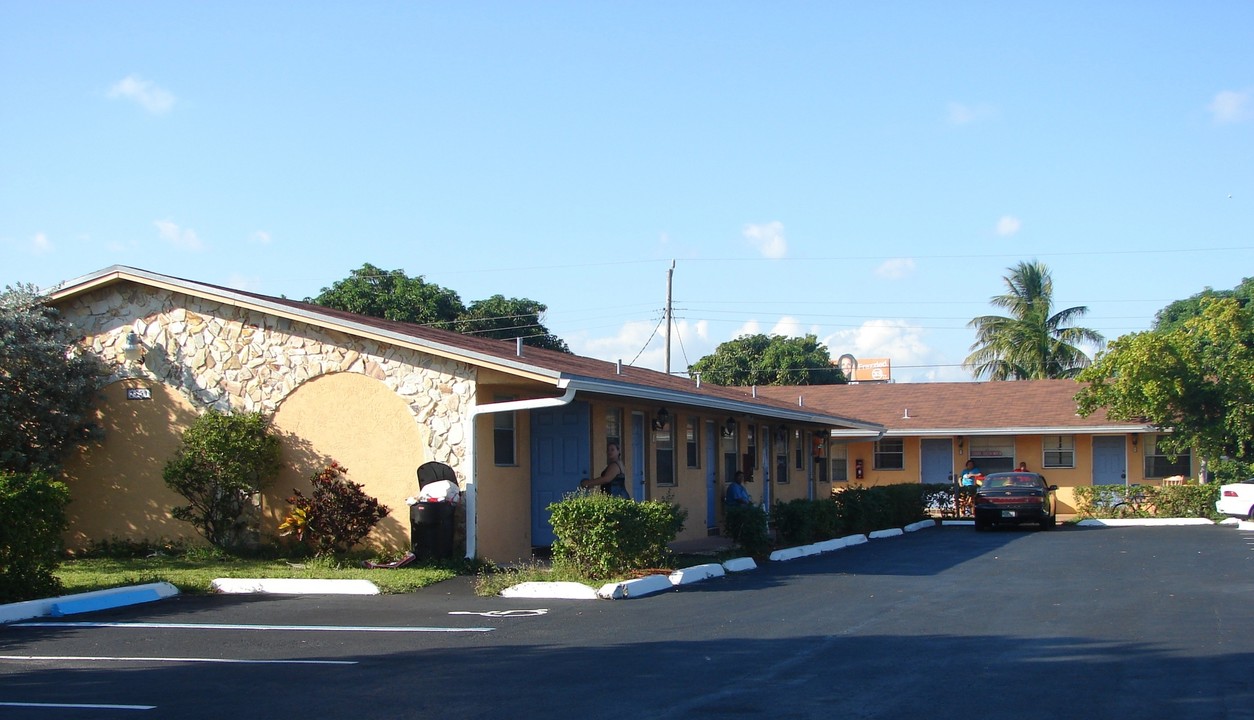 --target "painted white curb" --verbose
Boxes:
[770,545,816,562]
[670,563,725,586]
[0,582,179,624]
[1075,518,1215,527]
[869,528,904,539]
[905,520,937,533]
[210,578,379,595]
[1238,519,1254,531]
[842,534,869,546]
[722,557,757,573]
[598,574,673,600]
[812,537,848,553]
[500,581,599,599]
